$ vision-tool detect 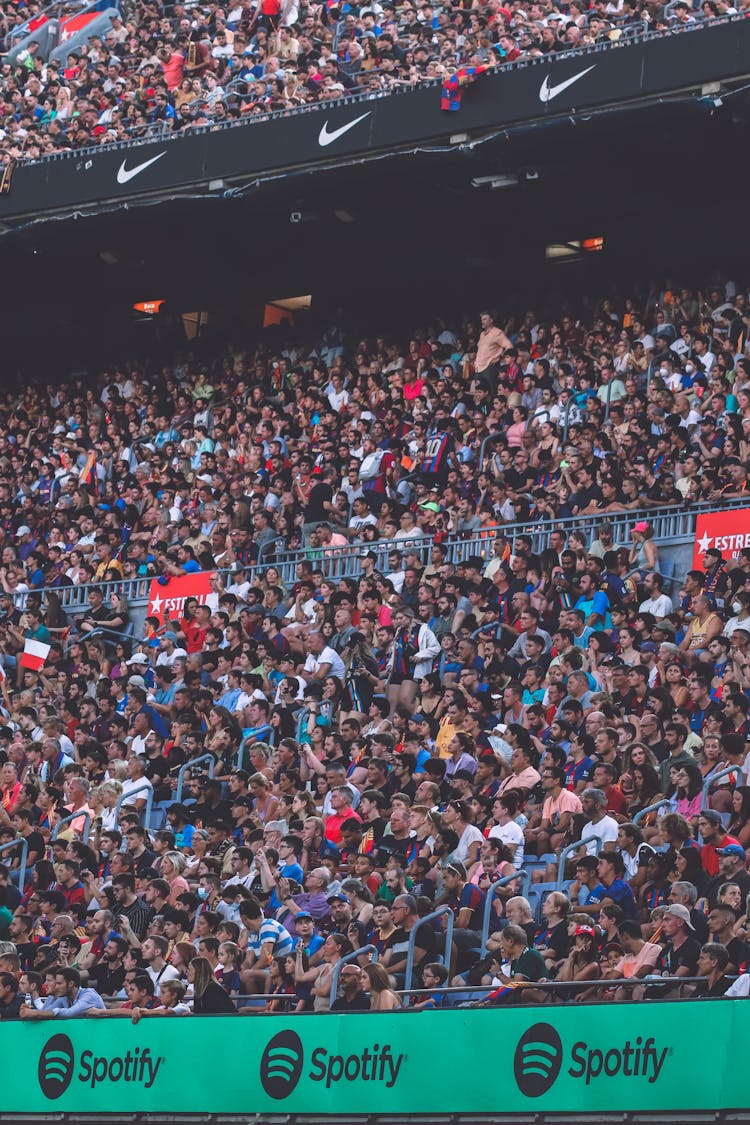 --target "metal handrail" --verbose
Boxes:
[403,905,454,1005]
[480,870,530,956]
[701,765,738,810]
[14,494,743,613]
[51,810,91,844]
[633,799,671,826]
[556,835,603,887]
[0,837,28,892]
[329,943,378,1004]
[114,780,154,827]
[175,754,215,803]
[64,624,134,653]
